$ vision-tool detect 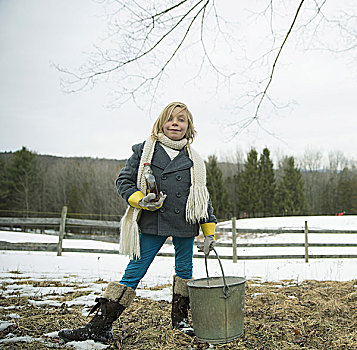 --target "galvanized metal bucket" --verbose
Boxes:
[187,248,246,344]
